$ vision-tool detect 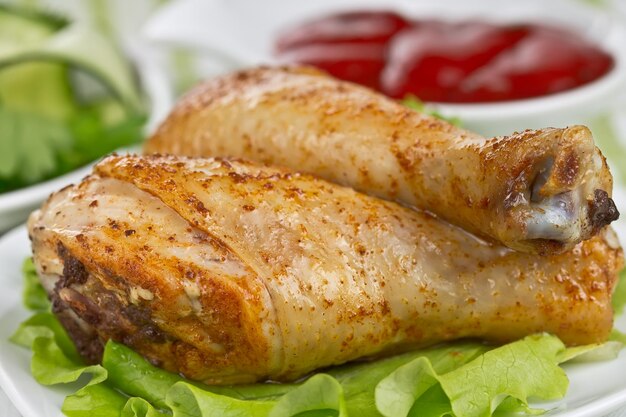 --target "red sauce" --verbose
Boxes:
[275,11,614,103]
[275,11,410,52]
